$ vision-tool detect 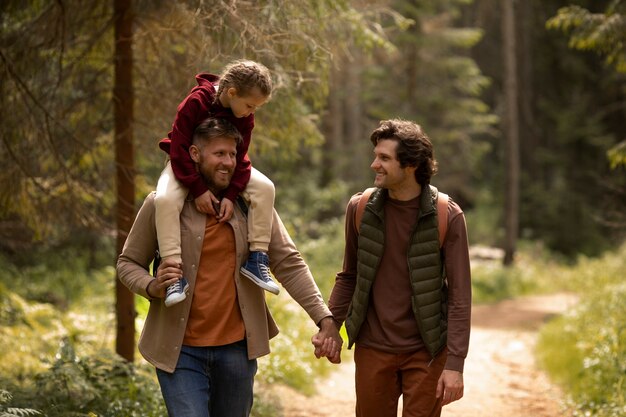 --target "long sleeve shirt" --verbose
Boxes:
[329,192,472,372]
[117,192,332,372]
